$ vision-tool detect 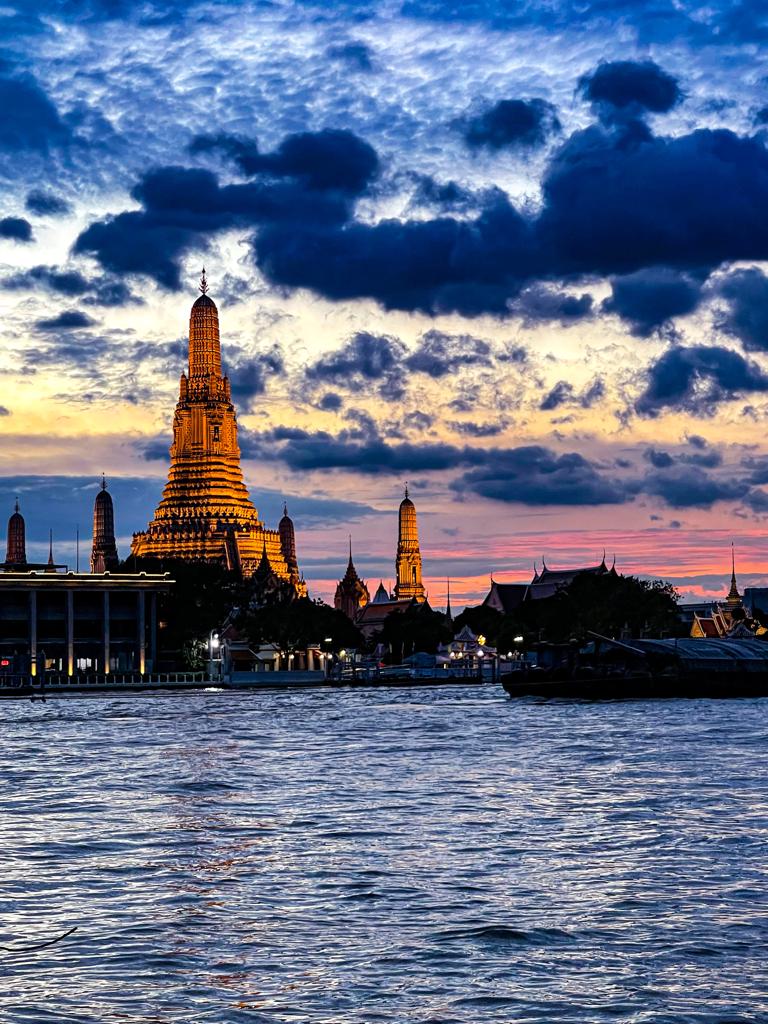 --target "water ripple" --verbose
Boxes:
[1,690,767,1023]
